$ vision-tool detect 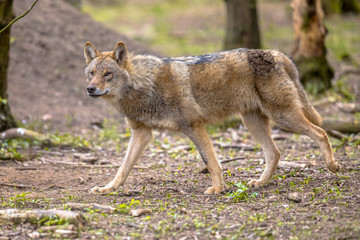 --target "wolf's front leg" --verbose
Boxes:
[91,125,153,194]
[184,124,224,194]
